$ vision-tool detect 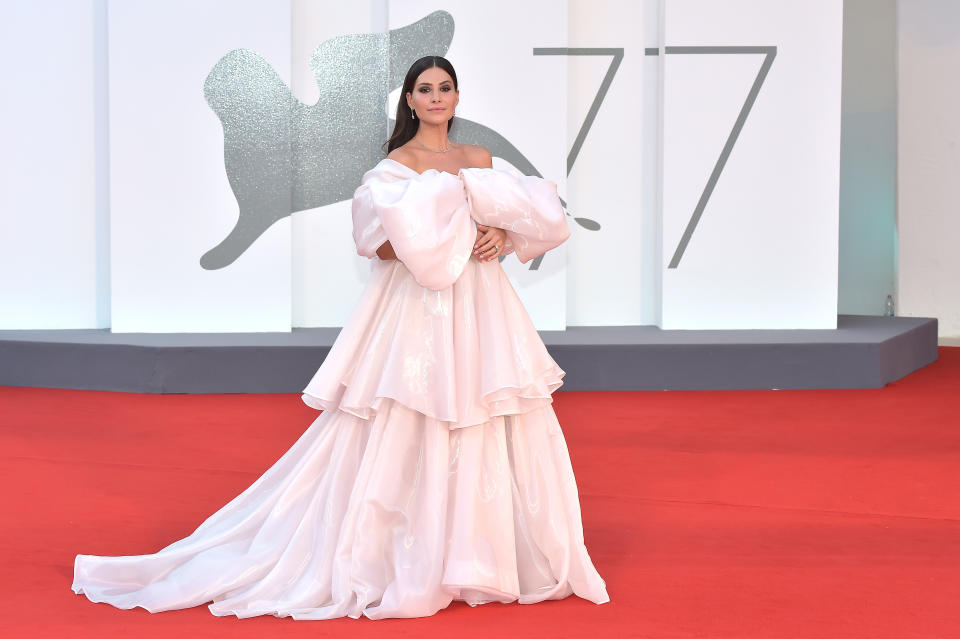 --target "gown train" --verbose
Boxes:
[72,158,609,619]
